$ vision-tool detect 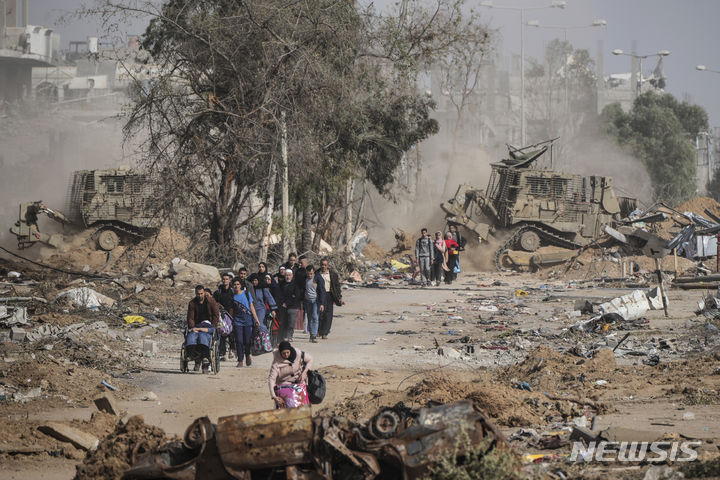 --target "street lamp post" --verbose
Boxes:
[480,0,566,146]
[526,19,607,115]
[612,48,670,97]
[697,65,720,75]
